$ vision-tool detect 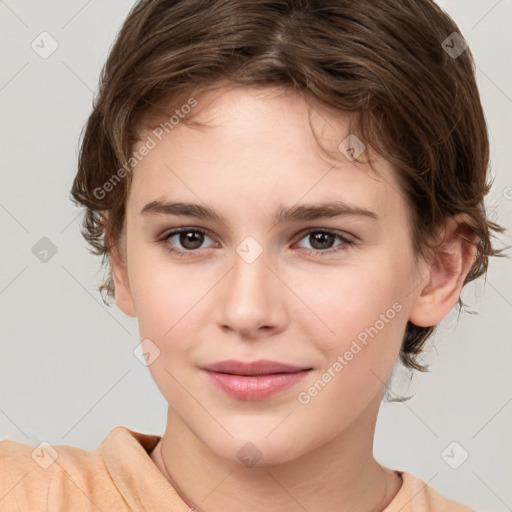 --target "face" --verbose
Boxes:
[113,86,428,465]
